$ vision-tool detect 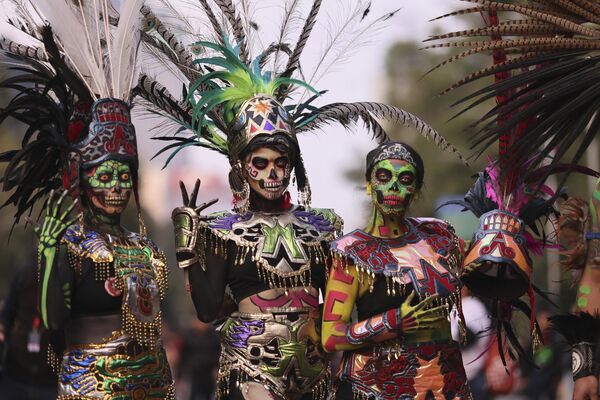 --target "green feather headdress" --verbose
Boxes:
[139,0,468,210]
[188,39,317,131]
